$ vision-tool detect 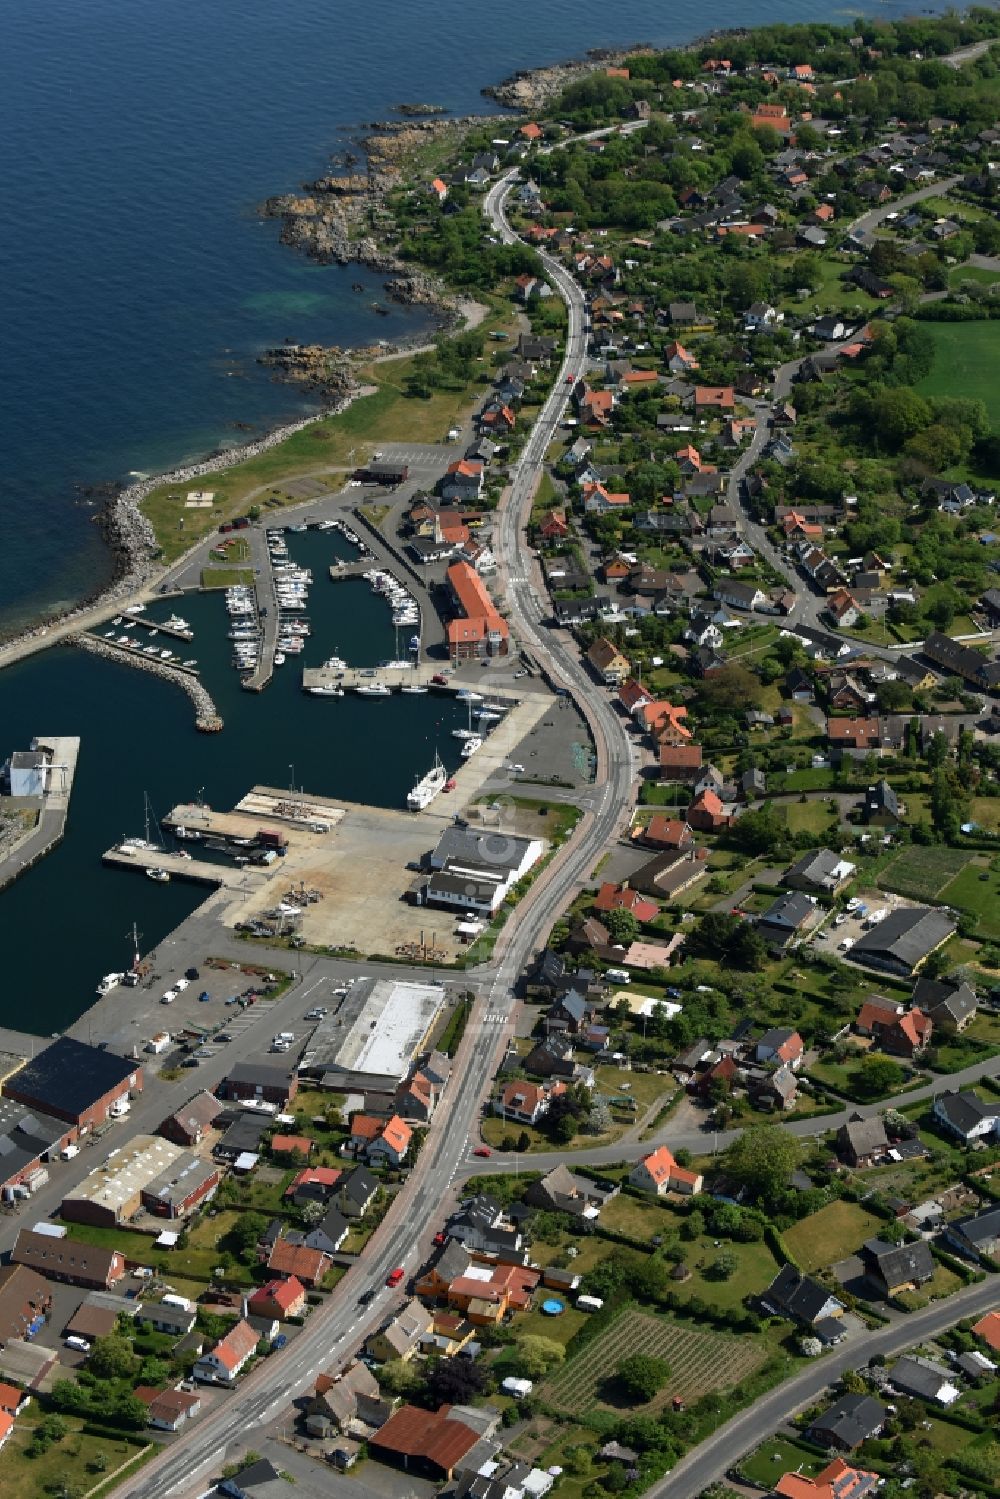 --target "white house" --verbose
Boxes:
[193,1319,259,1386]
